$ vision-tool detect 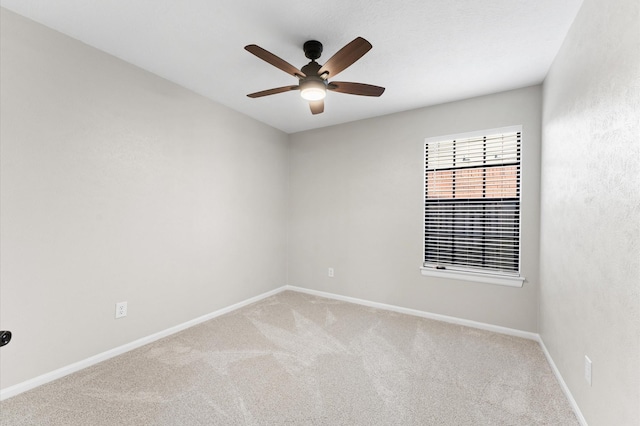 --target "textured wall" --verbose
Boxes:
[0,10,289,389]
[540,0,640,423]
[289,86,542,332]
